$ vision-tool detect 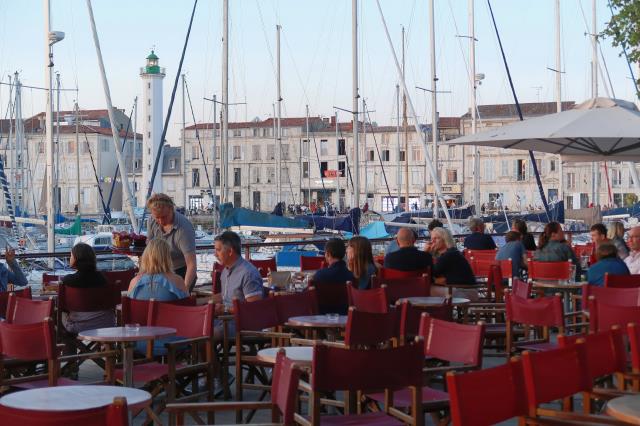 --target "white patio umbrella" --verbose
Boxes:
[446,98,640,162]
